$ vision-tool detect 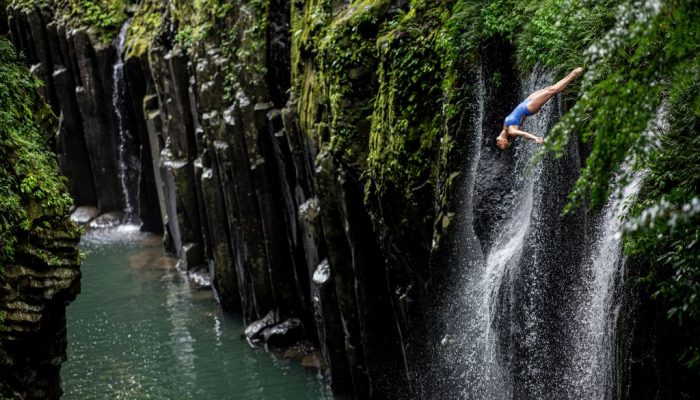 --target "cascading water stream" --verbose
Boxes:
[565,107,665,399]
[441,65,664,399]
[565,166,644,399]
[457,66,558,399]
[430,65,561,399]
[112,19,139,224]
